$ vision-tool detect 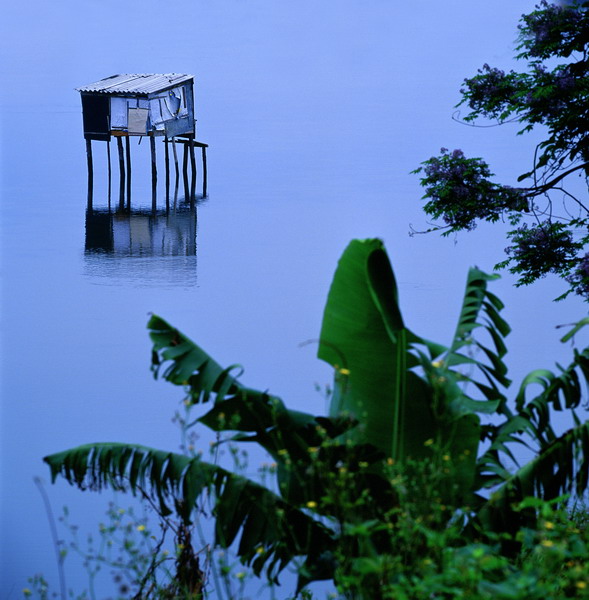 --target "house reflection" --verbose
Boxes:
[85,205,196,256]
[84,203,198,287]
